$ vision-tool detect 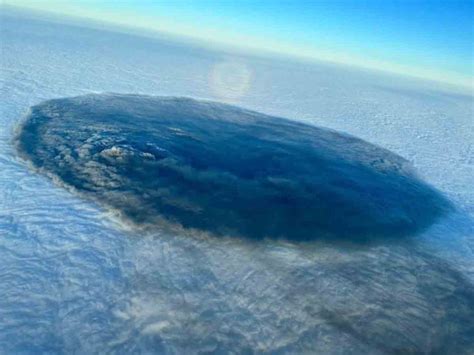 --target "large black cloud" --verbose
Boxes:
[16,94,451,241]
